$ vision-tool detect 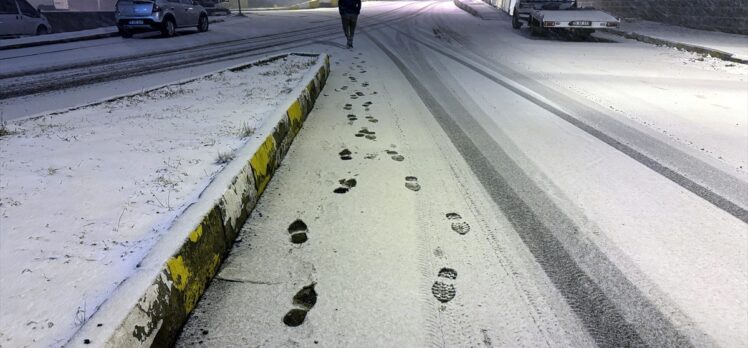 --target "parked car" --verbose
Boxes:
[196,0,230,16]
[0,0,52,37]
[115,0,209,38]
[512,0,619,39]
